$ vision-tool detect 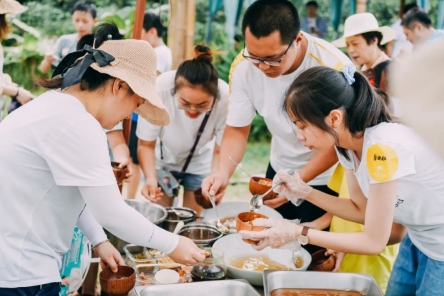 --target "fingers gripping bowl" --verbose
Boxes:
[236,212,268,245]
